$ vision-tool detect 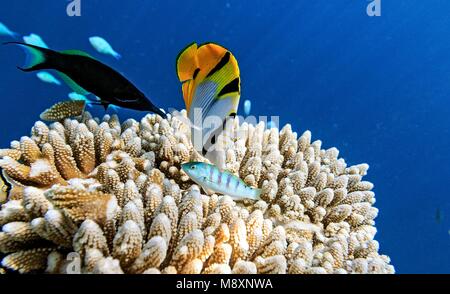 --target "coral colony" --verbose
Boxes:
[0,111,394,274]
